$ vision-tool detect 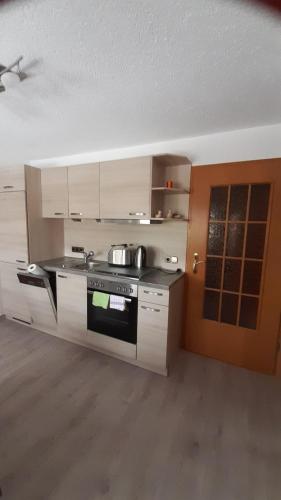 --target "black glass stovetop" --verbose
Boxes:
[93,263,151,281]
